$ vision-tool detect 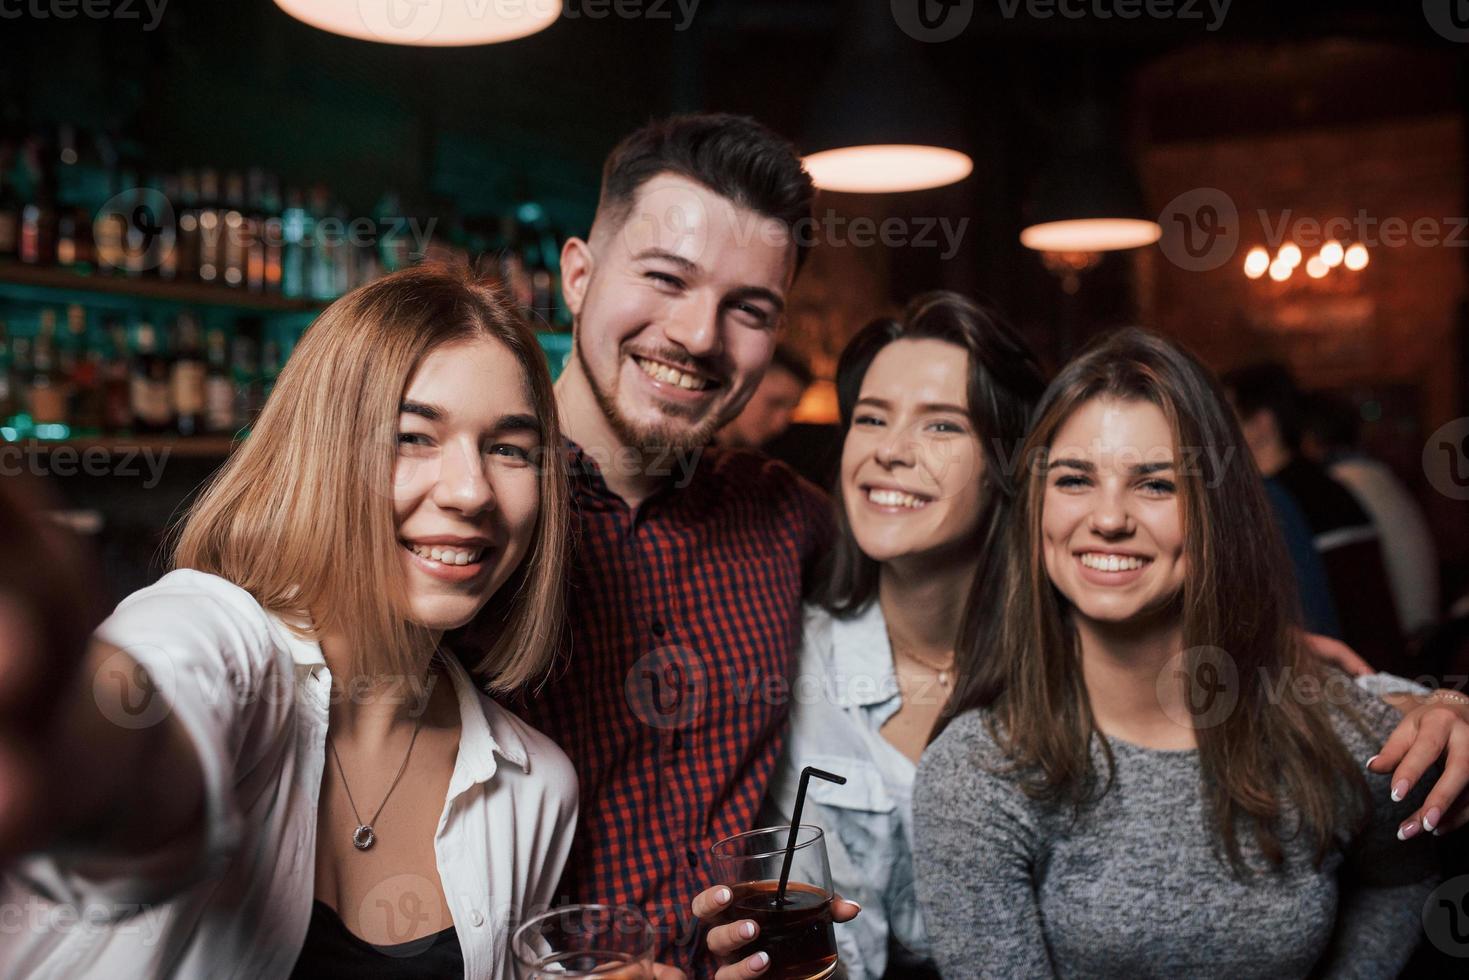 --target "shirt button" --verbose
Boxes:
[685,847,699,869]
[671,732,683,750]
[651,619,667,637]
[470,909,484,927]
